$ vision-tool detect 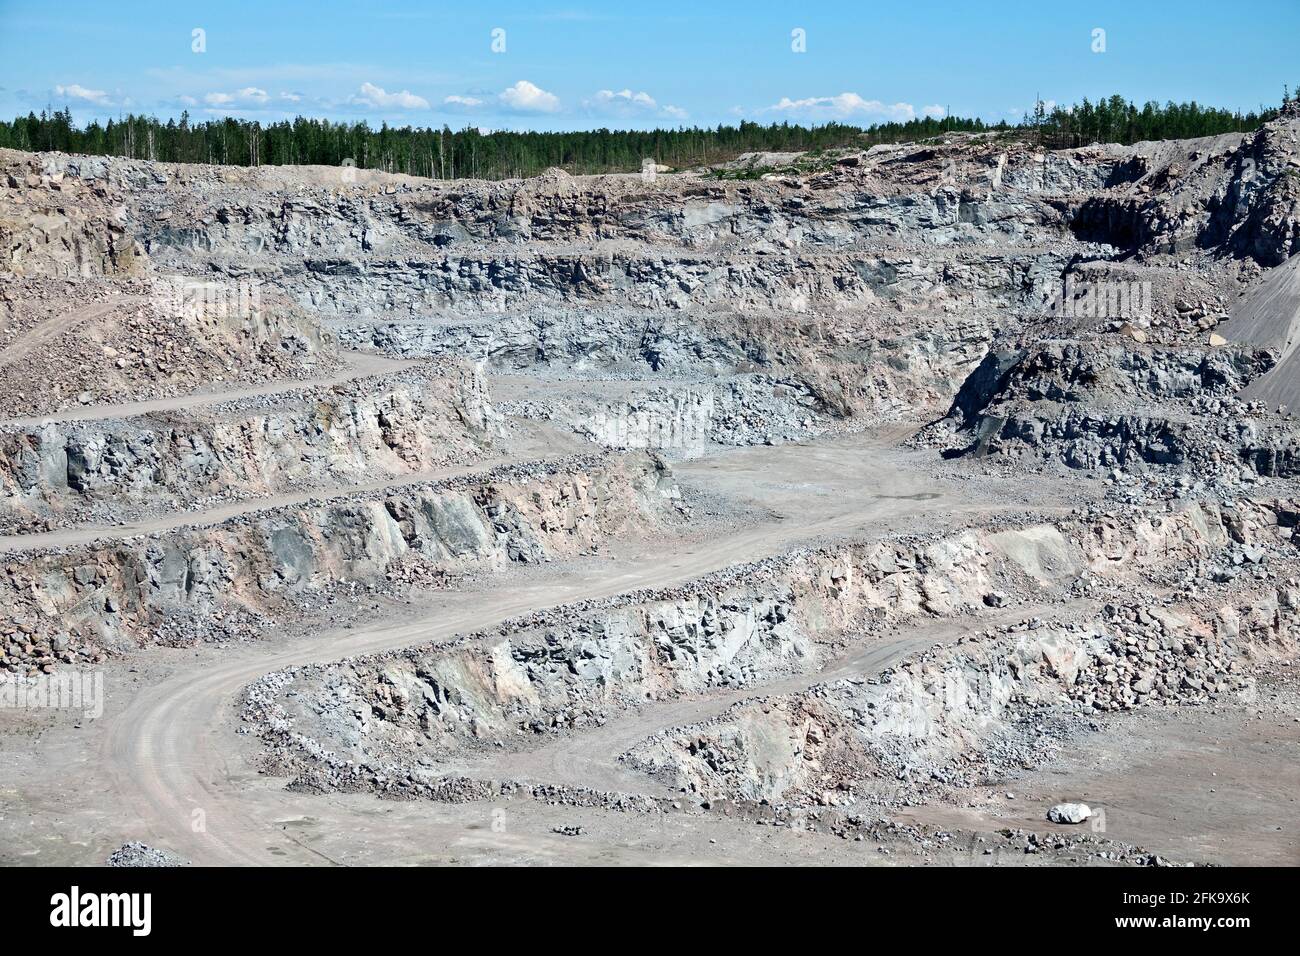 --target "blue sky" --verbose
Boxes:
[1,0,1295,130]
